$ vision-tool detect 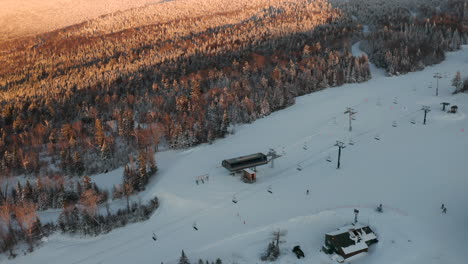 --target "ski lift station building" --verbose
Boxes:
[221,153,268,173]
